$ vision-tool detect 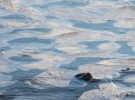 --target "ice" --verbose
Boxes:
[98,58,135,66]
[21,53,68,70]
[79,64,124,80]
[114,18,135,28]
[0,0,13,11]
[0,0,135,99]
[79,83,119,100]
[29,68,87,88]
[97,42,121,52]
[79,82,135,100]
[123,74,135,83]
[55,44,85,54]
